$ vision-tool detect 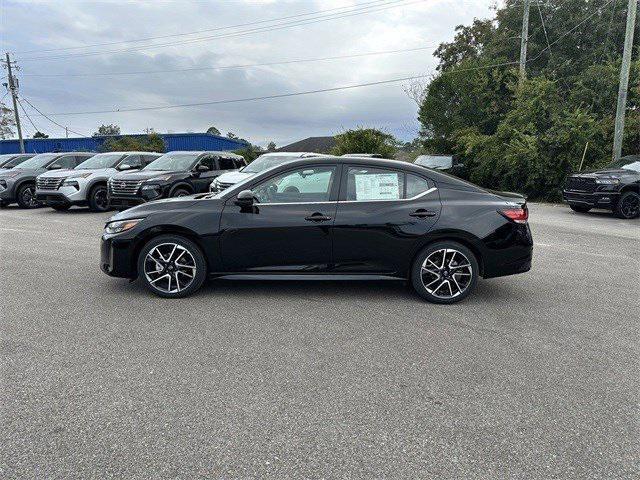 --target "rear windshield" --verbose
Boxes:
[415,155,453,169]
[243,155,299,174]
